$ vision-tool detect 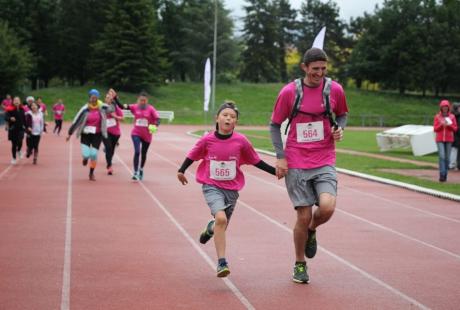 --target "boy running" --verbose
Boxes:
[177,101,276,277]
